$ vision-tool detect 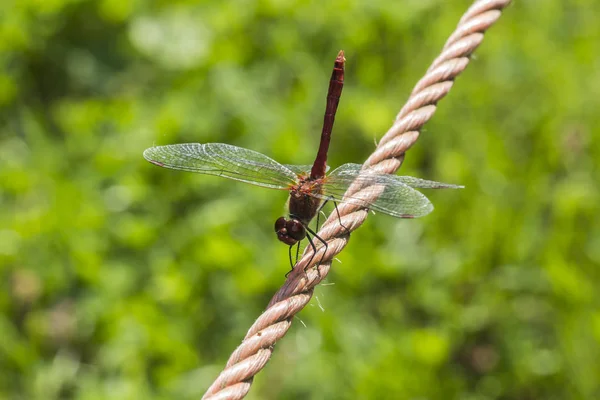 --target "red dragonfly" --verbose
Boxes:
[144,51,462,266]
